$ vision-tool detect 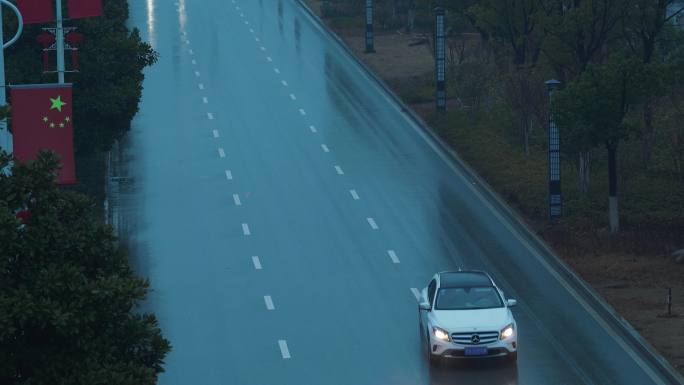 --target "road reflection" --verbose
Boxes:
[430,360,519,385]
